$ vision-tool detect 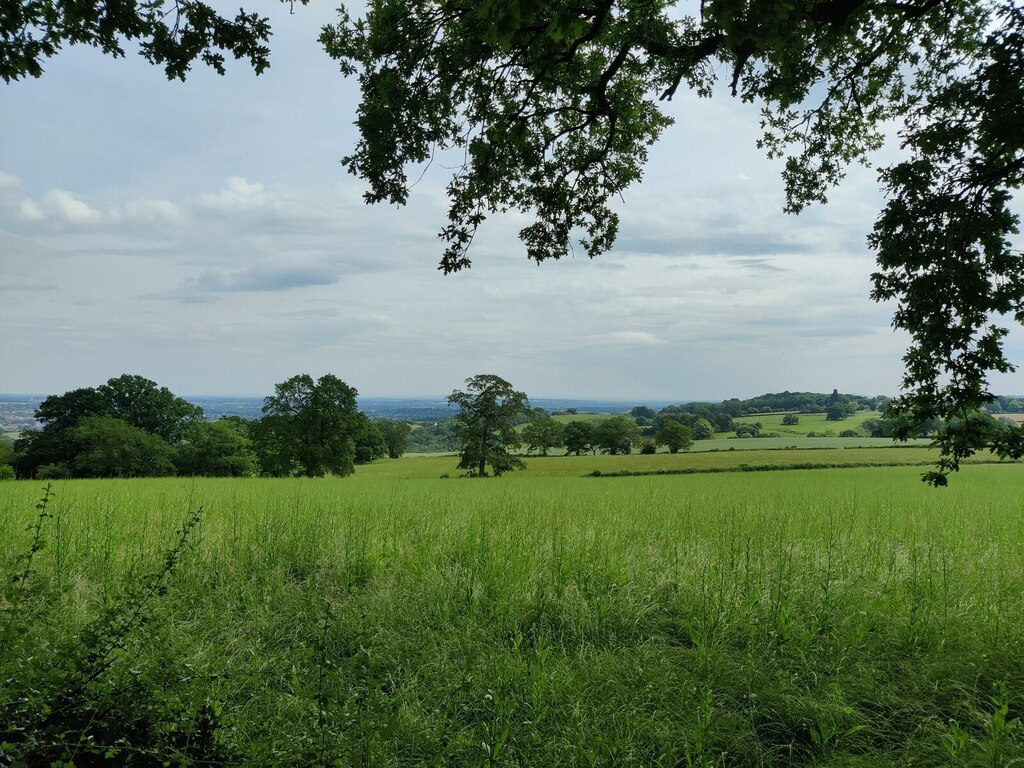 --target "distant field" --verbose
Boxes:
[535,409,890,440]
[354,443,1000,480]
[717,409,883,437]
[693,435,932,450]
